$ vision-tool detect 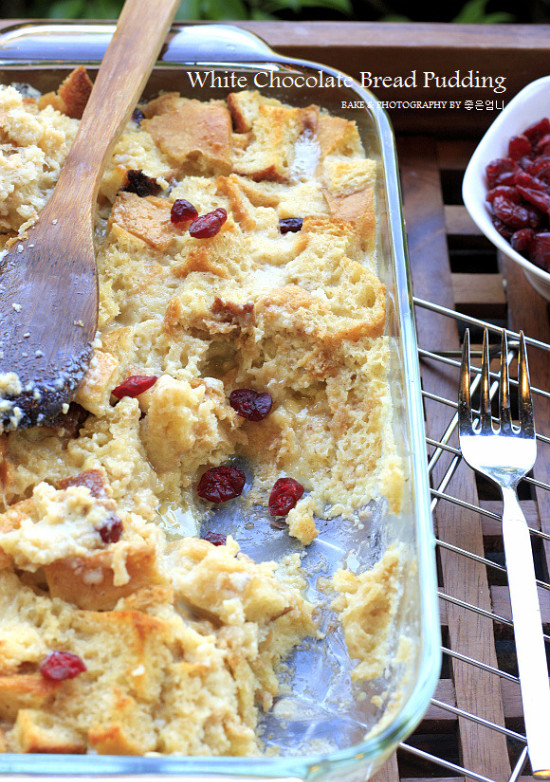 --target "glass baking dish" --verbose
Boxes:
[0,22,440,782]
